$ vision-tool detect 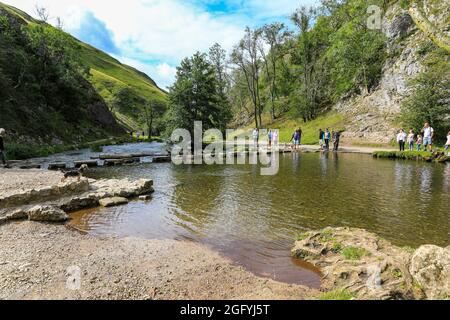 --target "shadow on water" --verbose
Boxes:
[69,147,449,287]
